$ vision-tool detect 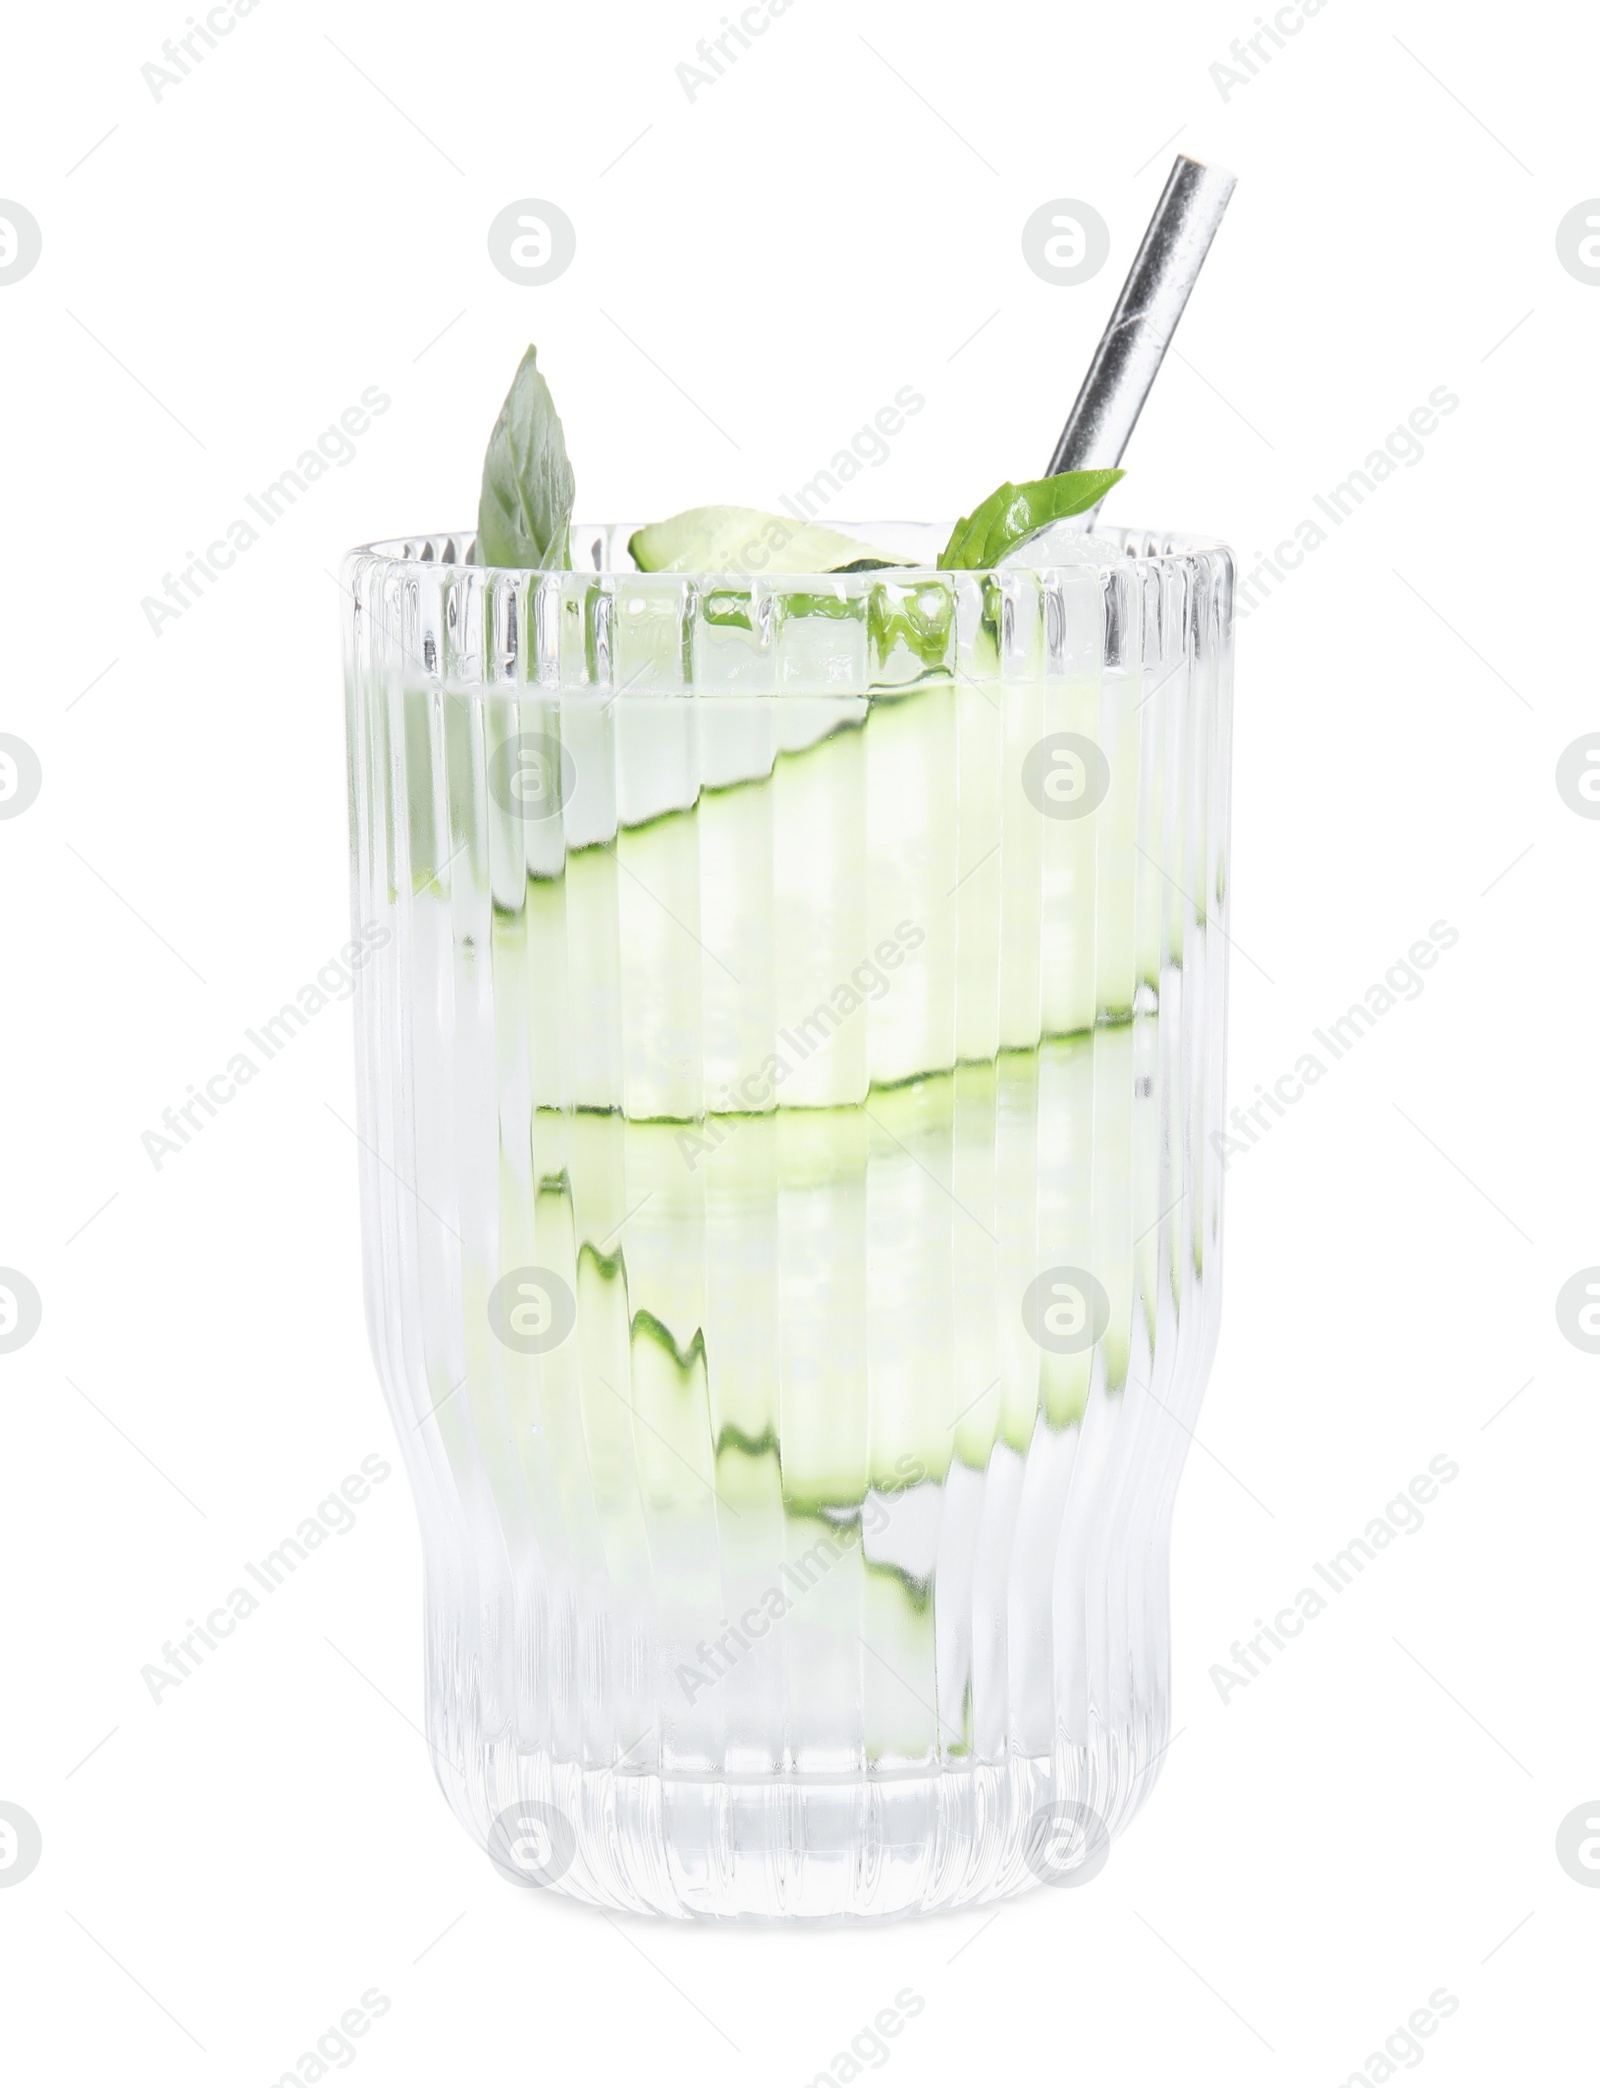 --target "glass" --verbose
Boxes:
[342,519,1234,1920]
